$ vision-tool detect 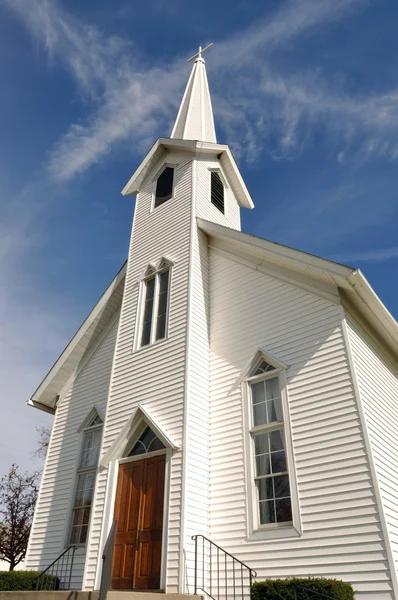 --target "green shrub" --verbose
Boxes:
[0,570,57,591]
[252,578,355,600]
